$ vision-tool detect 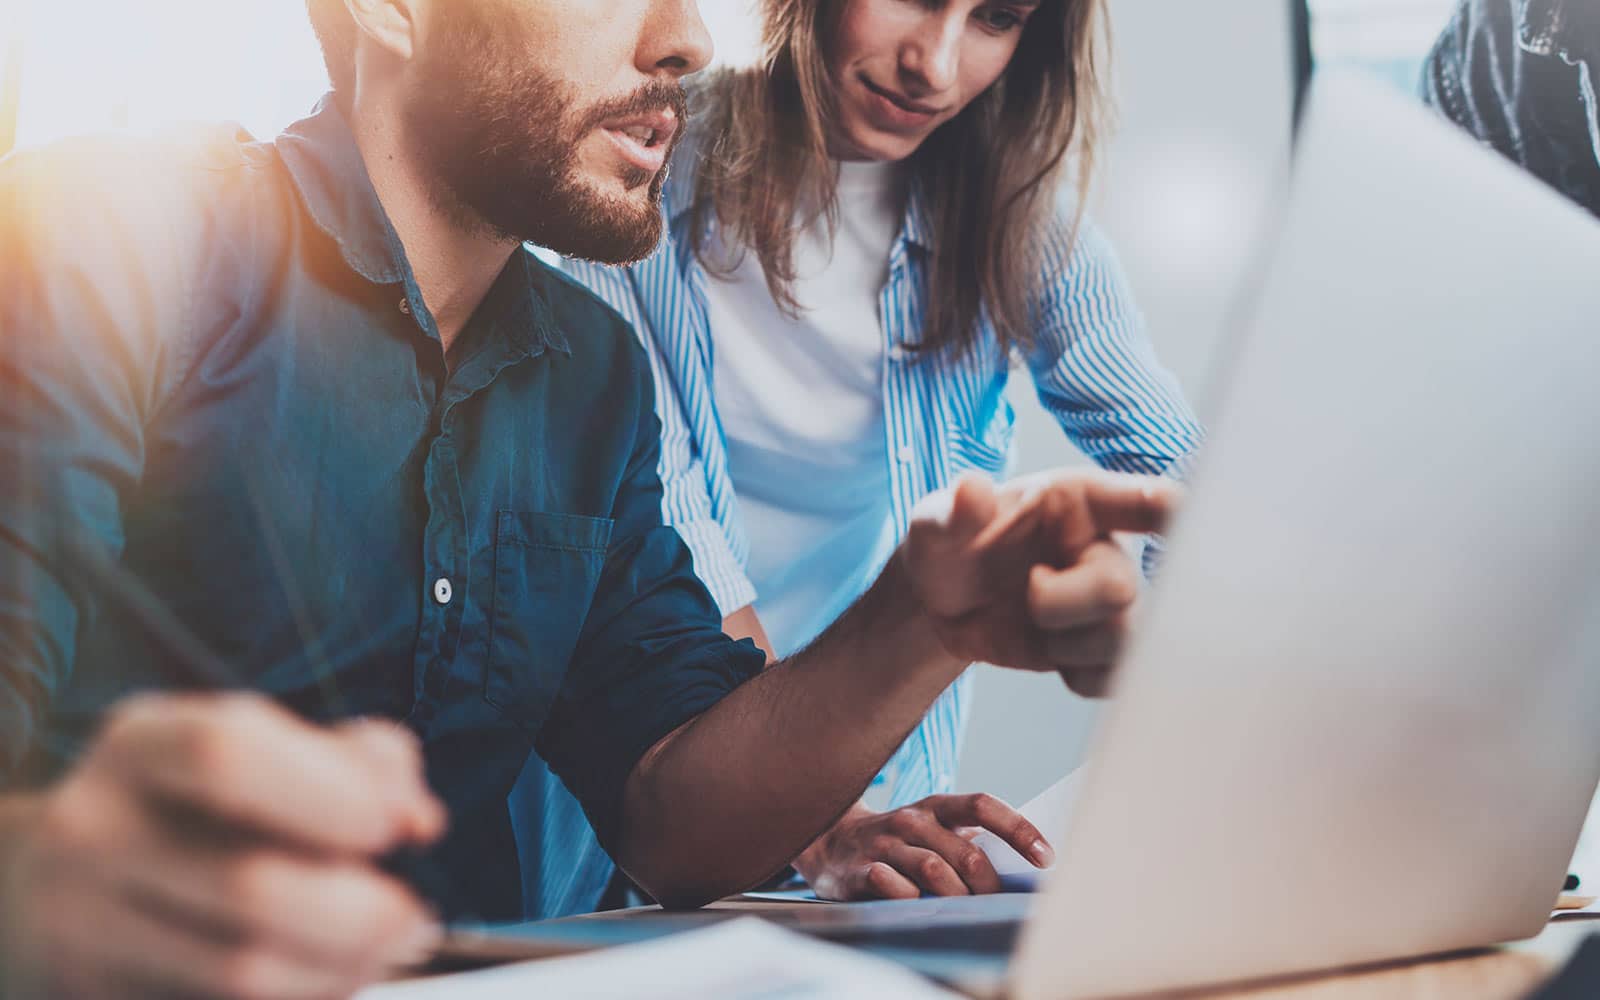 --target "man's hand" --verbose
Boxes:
[0,693,446,1000]
[901,470,1179,697]
[794,796,1051,901]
